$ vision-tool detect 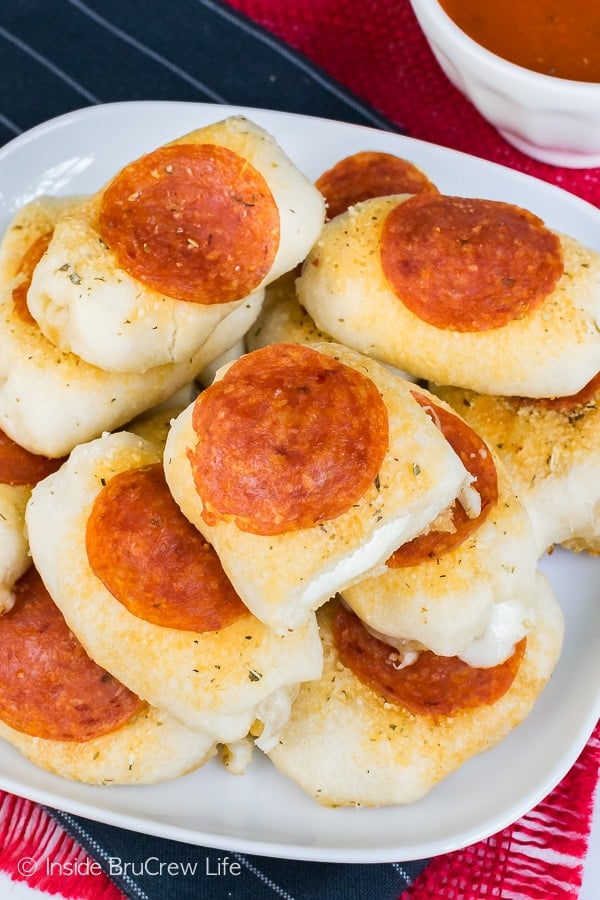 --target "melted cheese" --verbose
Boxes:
[362,595,535,669]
